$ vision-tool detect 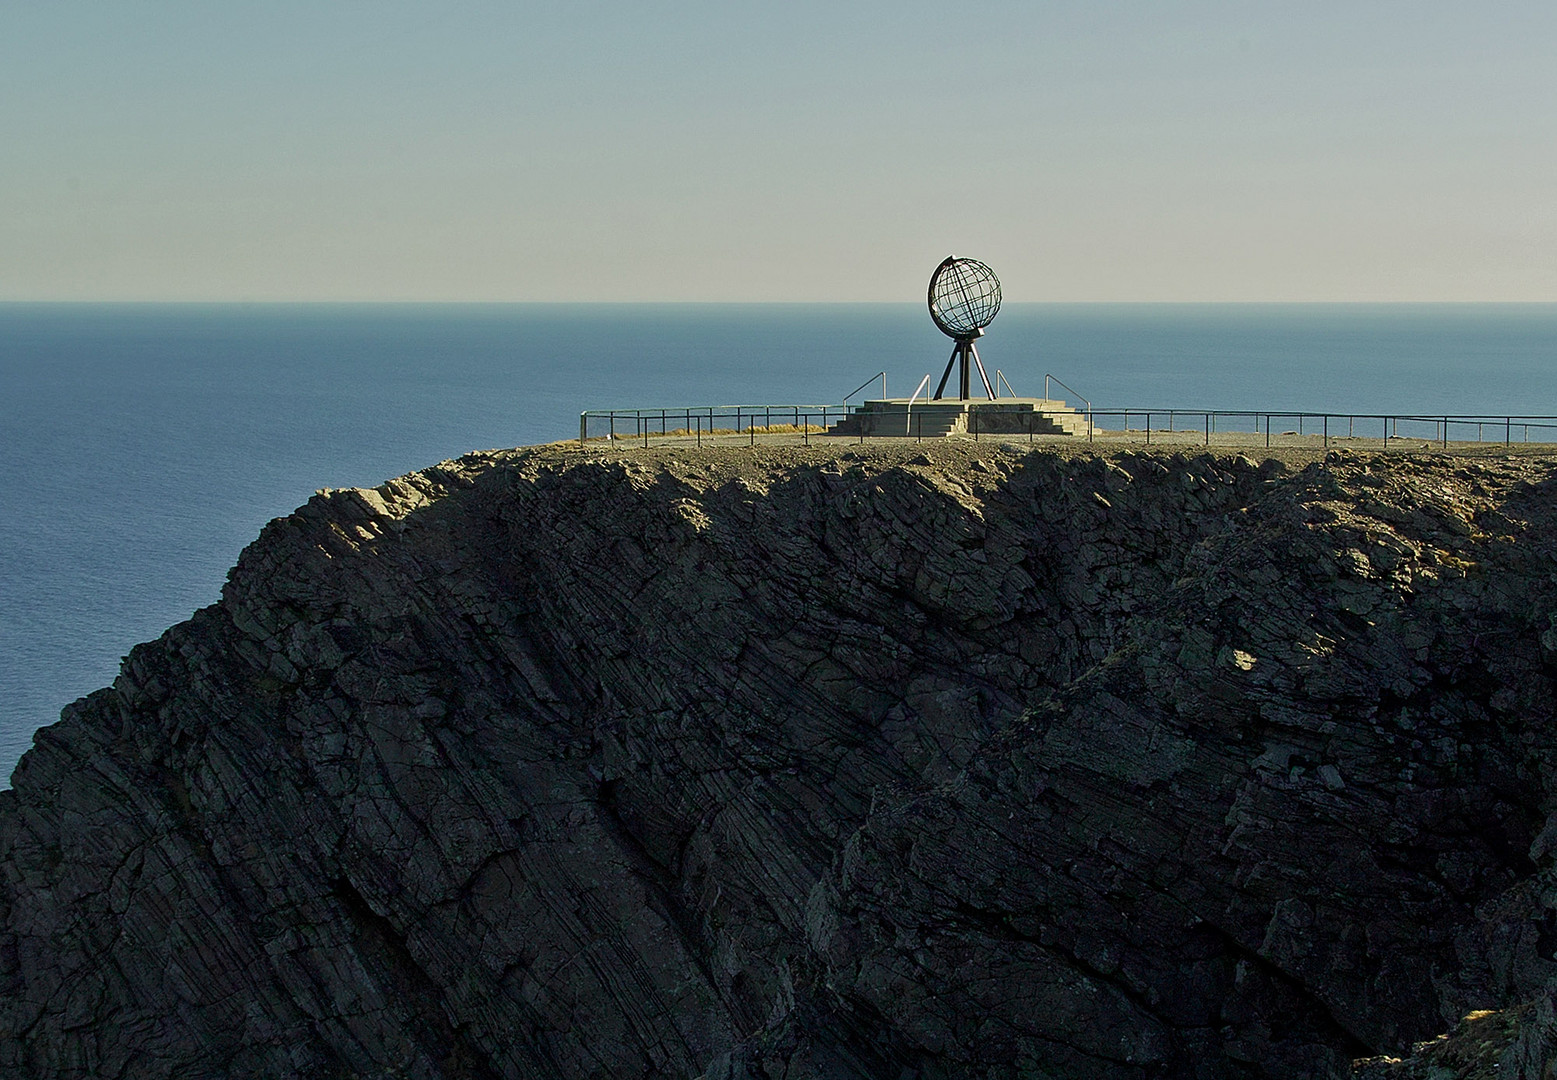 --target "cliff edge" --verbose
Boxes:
[6,441,1557,1079]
